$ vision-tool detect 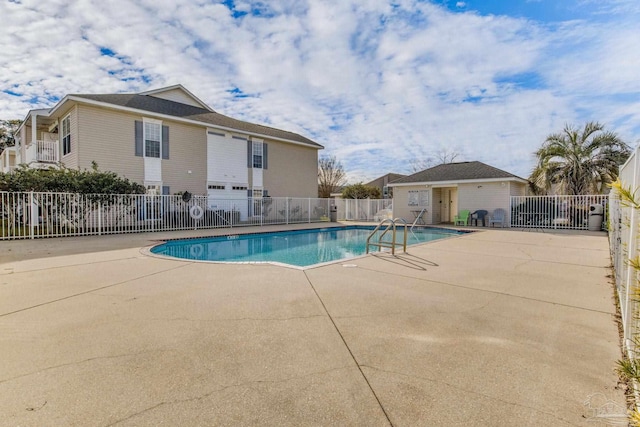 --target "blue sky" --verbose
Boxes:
[0,0,639,182]
[444,0,590,21]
